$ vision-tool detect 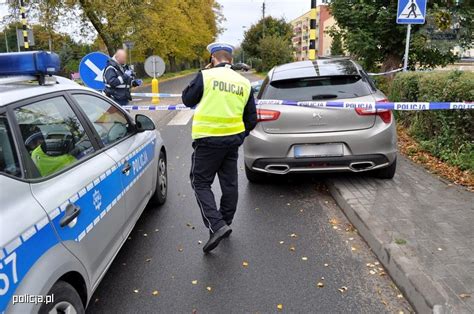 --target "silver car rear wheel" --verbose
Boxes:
[372,157,397,179]
[245,164,268,183]
[39,281,84,314]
